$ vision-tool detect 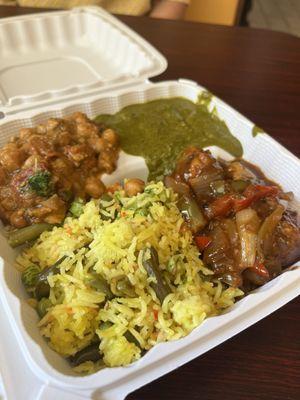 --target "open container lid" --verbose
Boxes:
[0,6,167,117]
